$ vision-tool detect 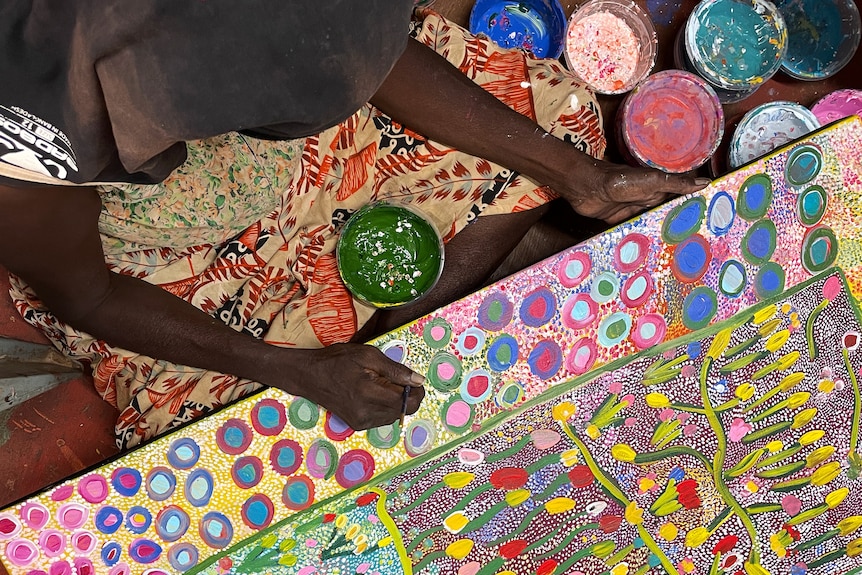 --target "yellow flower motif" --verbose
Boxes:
[745,480,760,494]
[779,372,806,392]
[645,393,671,409]
[765,440,784,453]
[443,471,475,489]
[770,532,788,558]
[679,558,696,573]
[826,487,849,509]
[612,444,637,463]
[787,391,811,408]
[838,516,862,536]
[586,424,601,439]
[707,328,732,359]
[659,523,679,541]
[777,352,801,371]
[736,383,756,401]
[378,536,393,548]
[625,501,644,525]
[354,534,368,548]
[685,527,710,548]
[354,541,368,554]
[345,524,361,540]
[335,514,348,529]
[765,329,790,352]
[799,429,825,446]
[781,303,792,313]
[744,562,770,575]
[279,539,296,552]
[819,379,836,393]
[545,497,577,515]
[811,461,842,486]
[639,477,657,492]
[791,408,818,429]
[752,304,777,325]
[592,541,617,558]
[443,512,470,534]
[610,563,630,575]
[278,555,298,566]
[505,489,531,507]
[445,539,474,560]
[553,402,577,421]
[805,445,836,468]
[848,537,862,558]
[560,449,580,466]
[261,533,278,548]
